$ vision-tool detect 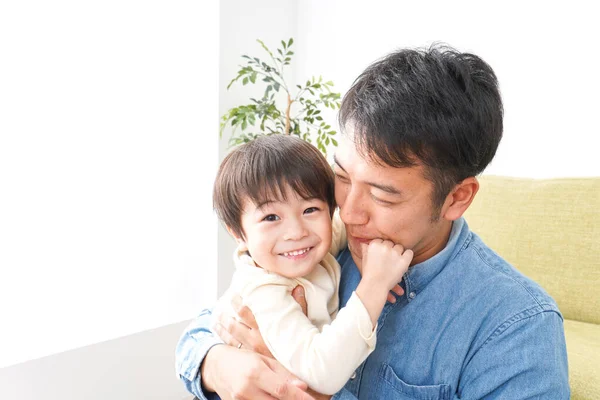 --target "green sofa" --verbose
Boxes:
[464,176,600,400]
